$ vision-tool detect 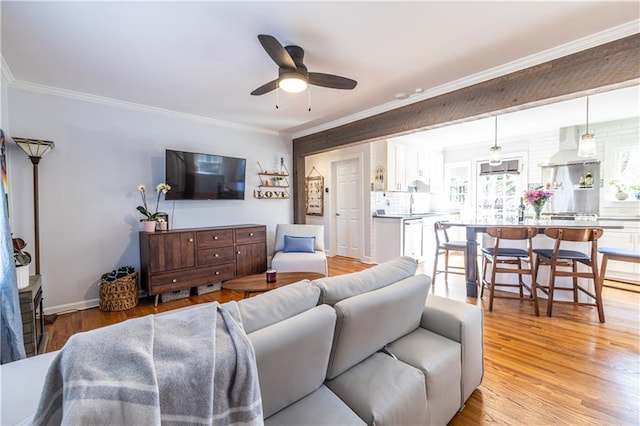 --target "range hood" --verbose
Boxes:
[541,126,599,167]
